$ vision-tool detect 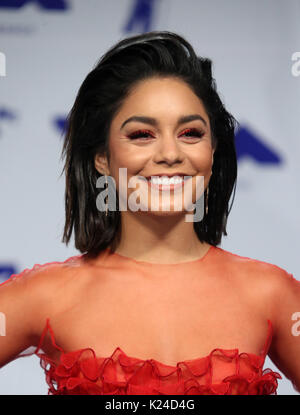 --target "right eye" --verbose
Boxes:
[127,129,154,140]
